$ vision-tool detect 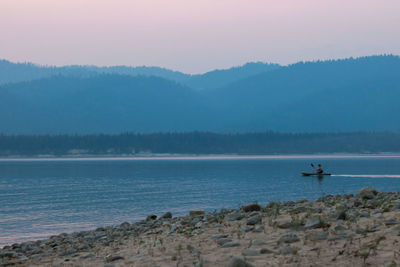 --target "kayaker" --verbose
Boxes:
[316,164,323,174]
